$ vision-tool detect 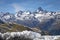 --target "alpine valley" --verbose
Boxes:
[0,7,60,35]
